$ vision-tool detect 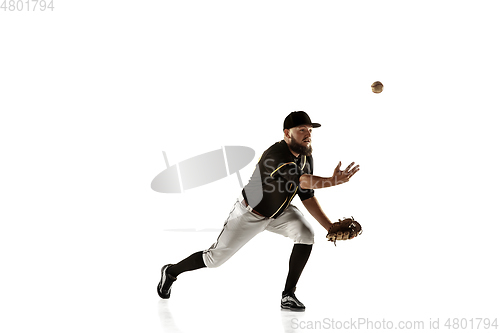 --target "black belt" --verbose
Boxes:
[241,199,265,217]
